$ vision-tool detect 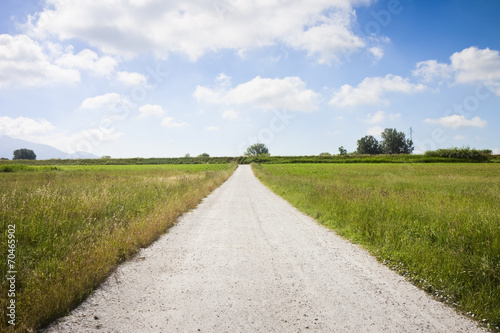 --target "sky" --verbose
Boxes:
[0,0,499,158]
